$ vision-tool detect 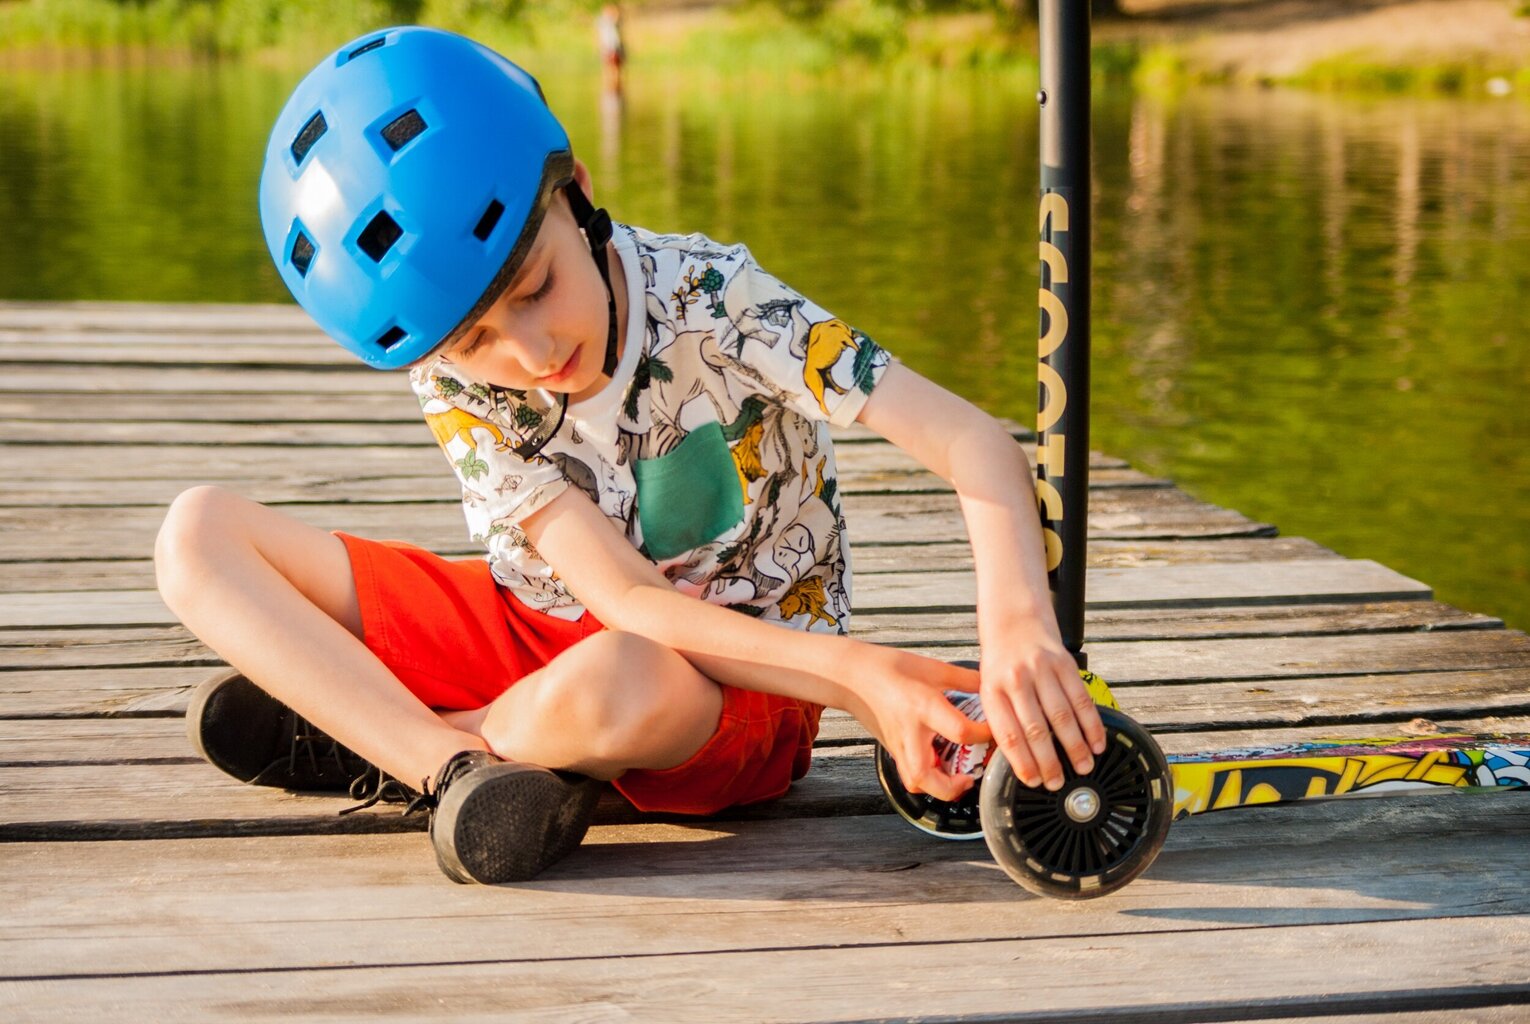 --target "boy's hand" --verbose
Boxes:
[849,651,993,804]
[981,637,1105,791]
